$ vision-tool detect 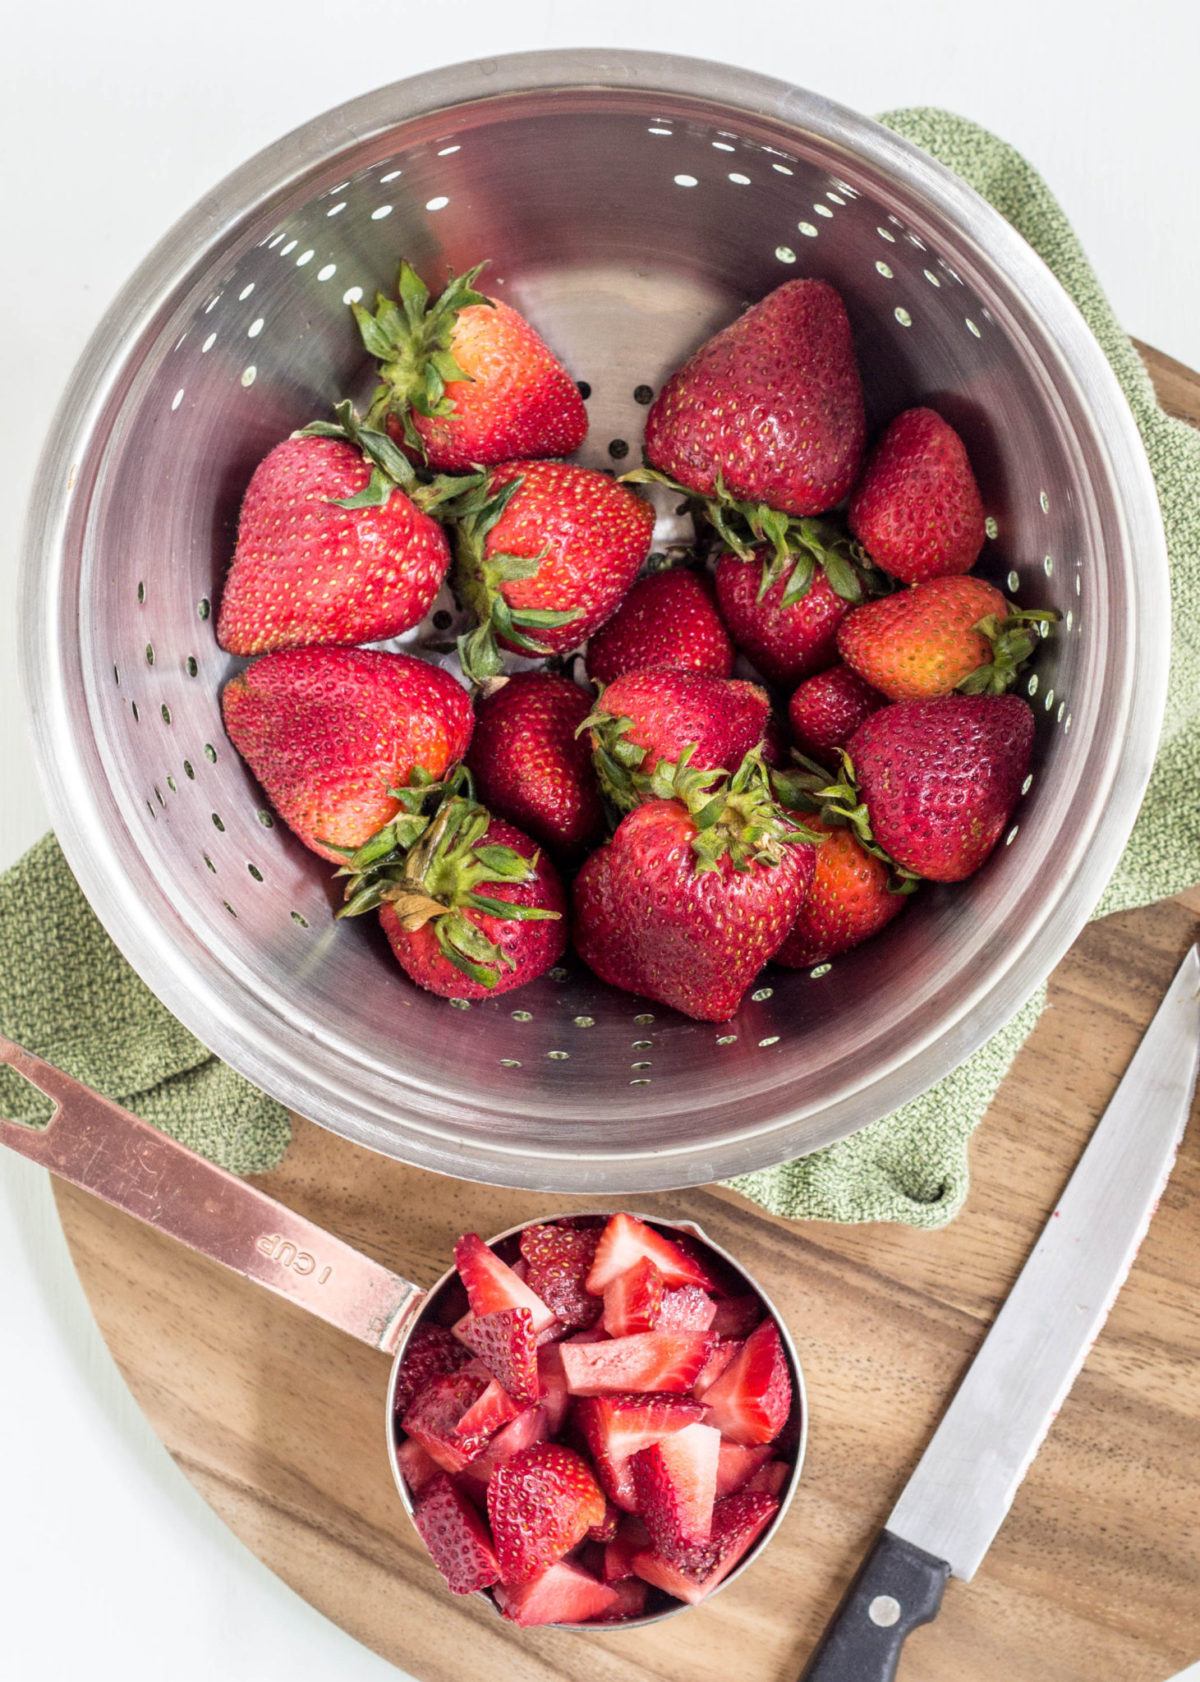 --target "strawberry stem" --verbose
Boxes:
[772,755,921,890]
[957,607,1059,696]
